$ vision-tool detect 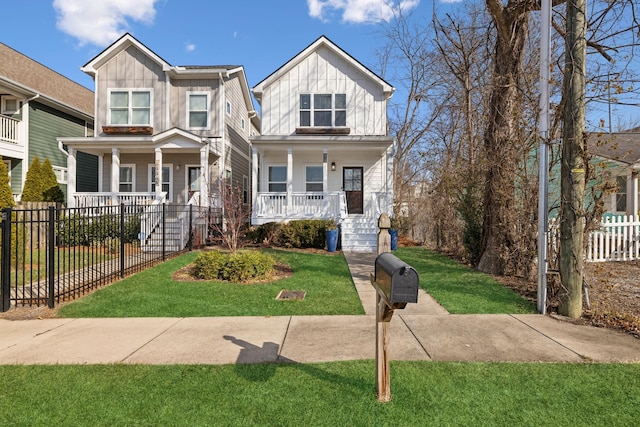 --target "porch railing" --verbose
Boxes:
[254,191,346,221]
[73,192,159,211]
[139,193,168,249]
[1,114,19,144]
